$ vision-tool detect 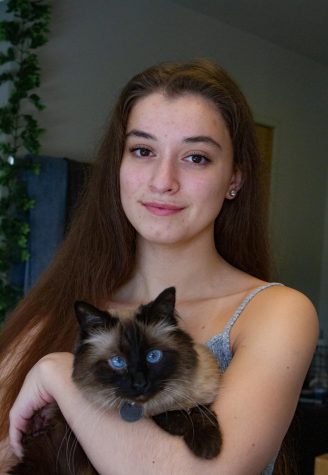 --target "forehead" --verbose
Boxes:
[127,92,230,141]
